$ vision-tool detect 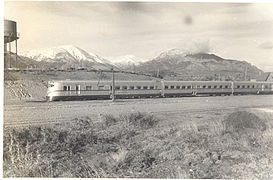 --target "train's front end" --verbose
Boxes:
[46,81,61,101]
